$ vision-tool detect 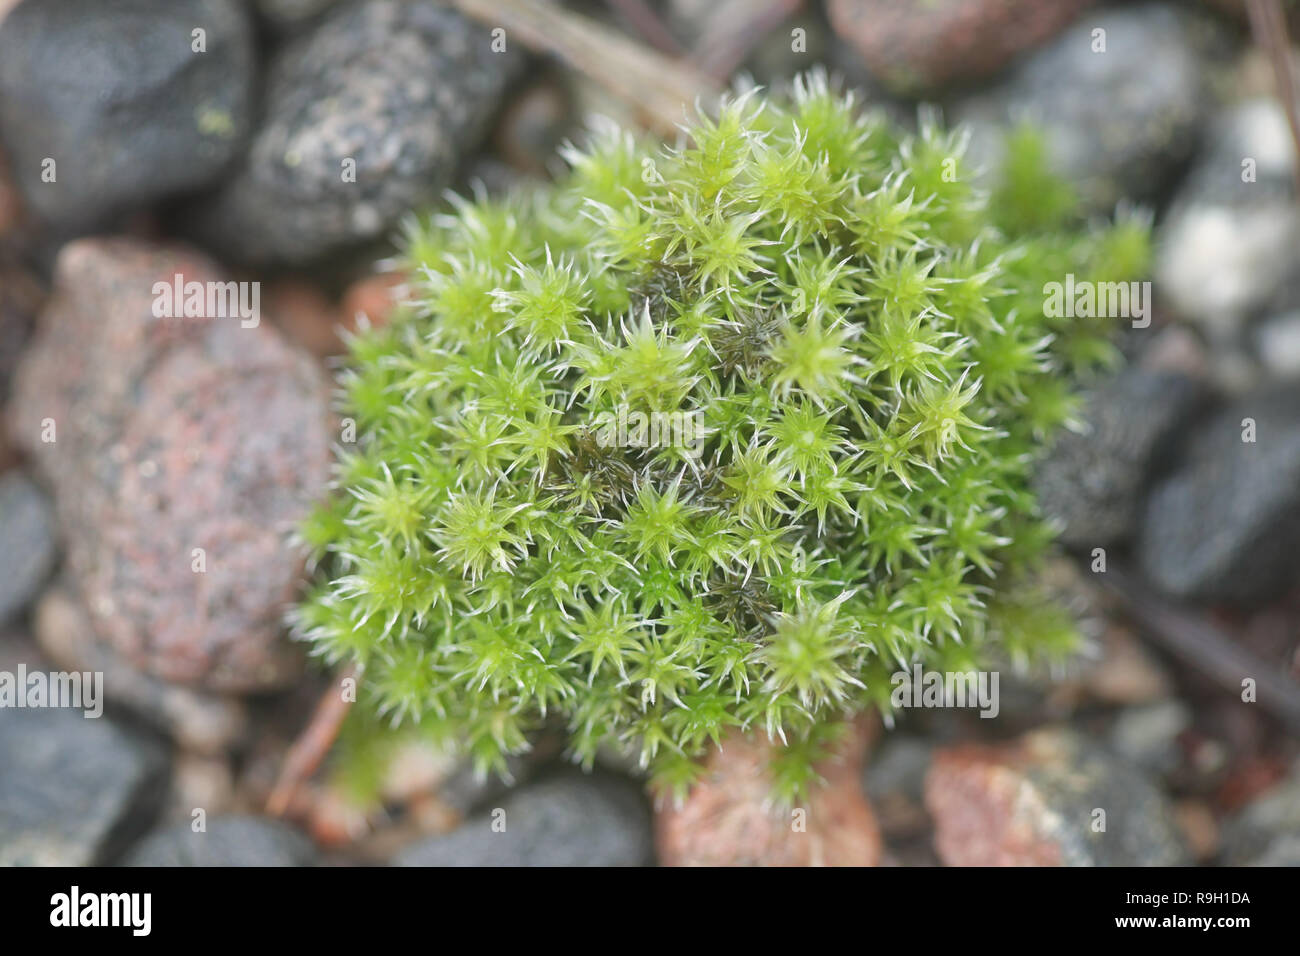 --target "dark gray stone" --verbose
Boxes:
[395,772,653,867]
[187,0,520,265]
[1034,367,1208,548]
[1138,385,1300,602]
[0,471,56,624]
[0,707,168,866]
[10,239,330,691]
[953,3,1218,212]
[0,0,254,230]
[863,735,933,840]
[865,736,933,803]
[122,815,318,866]
[434,750,537,816]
